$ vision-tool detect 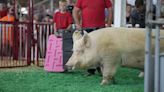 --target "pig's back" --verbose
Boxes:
[89,27,146,53]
